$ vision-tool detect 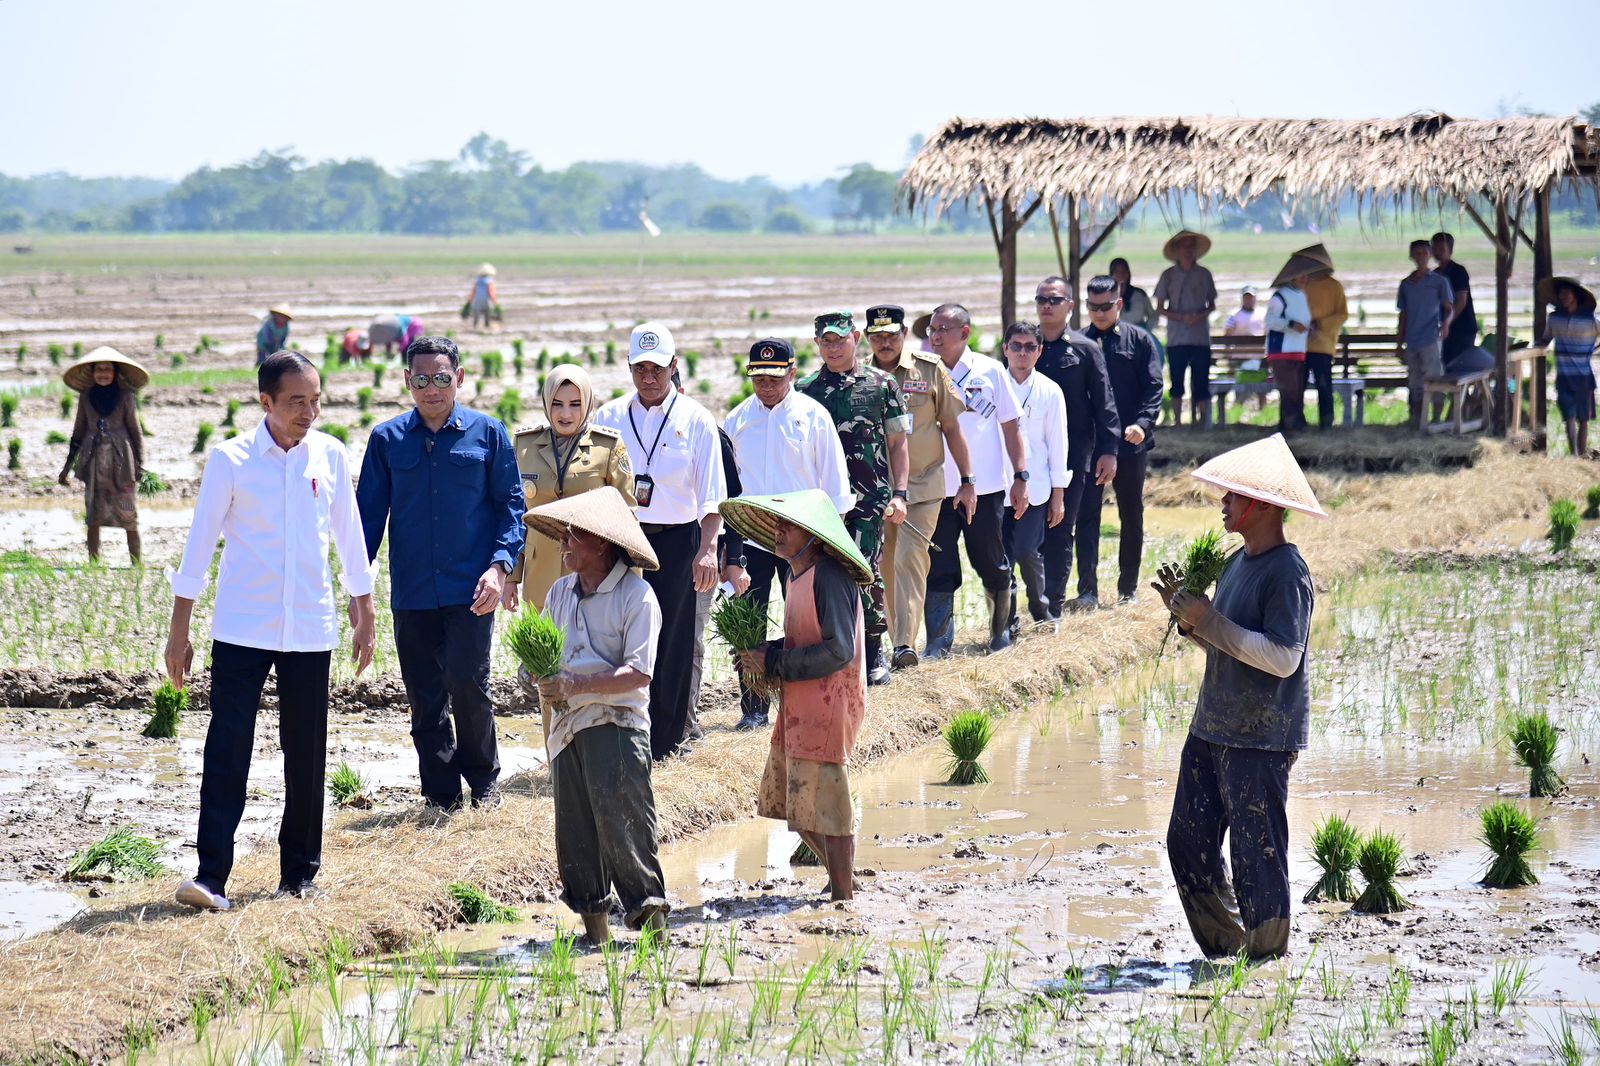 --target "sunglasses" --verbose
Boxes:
[1034,295,1068,306]
[1086,300,1119,313]
[409,371,456,390]
[1005,340,1040,354]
